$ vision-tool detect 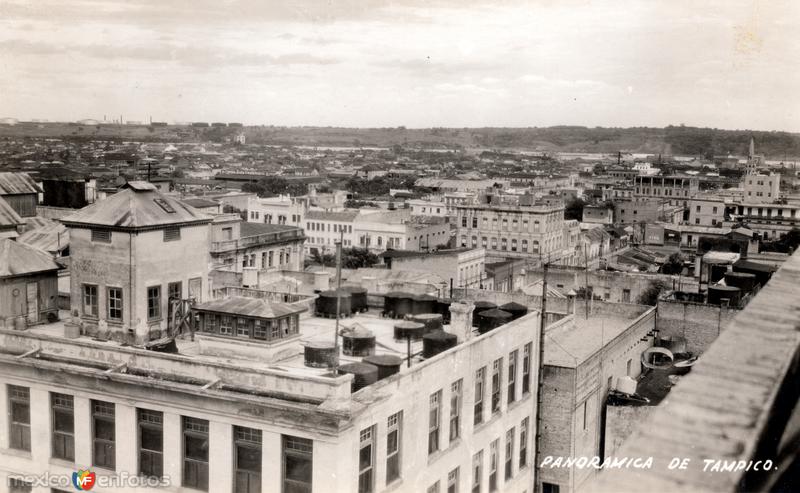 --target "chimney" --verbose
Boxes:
[448,301,475,342]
